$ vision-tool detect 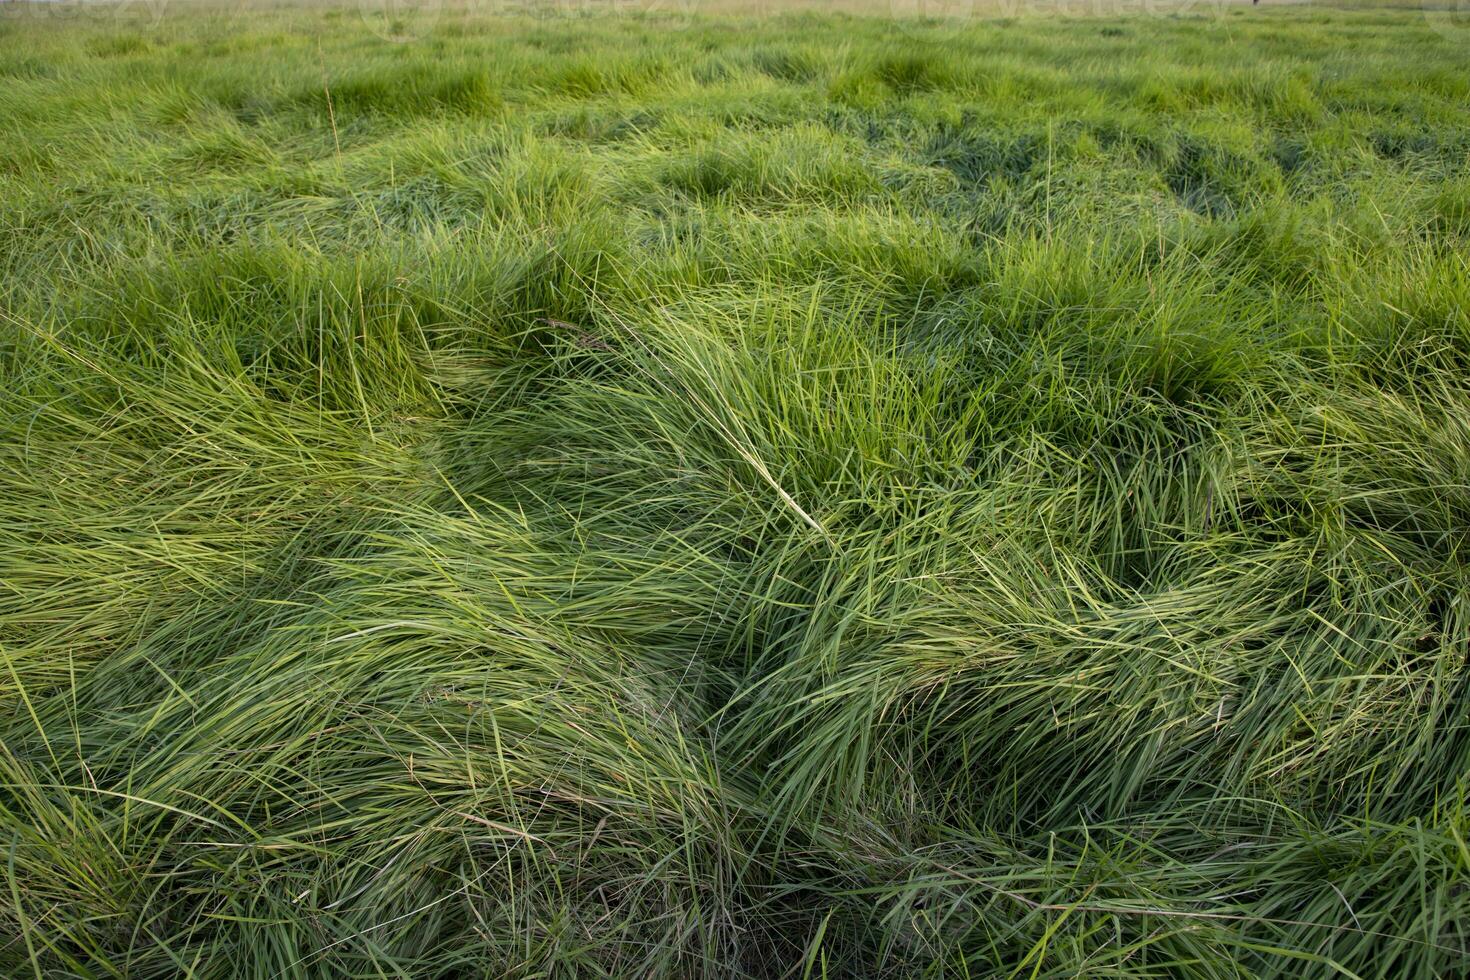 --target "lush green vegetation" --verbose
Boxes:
[3,1,1470,975]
